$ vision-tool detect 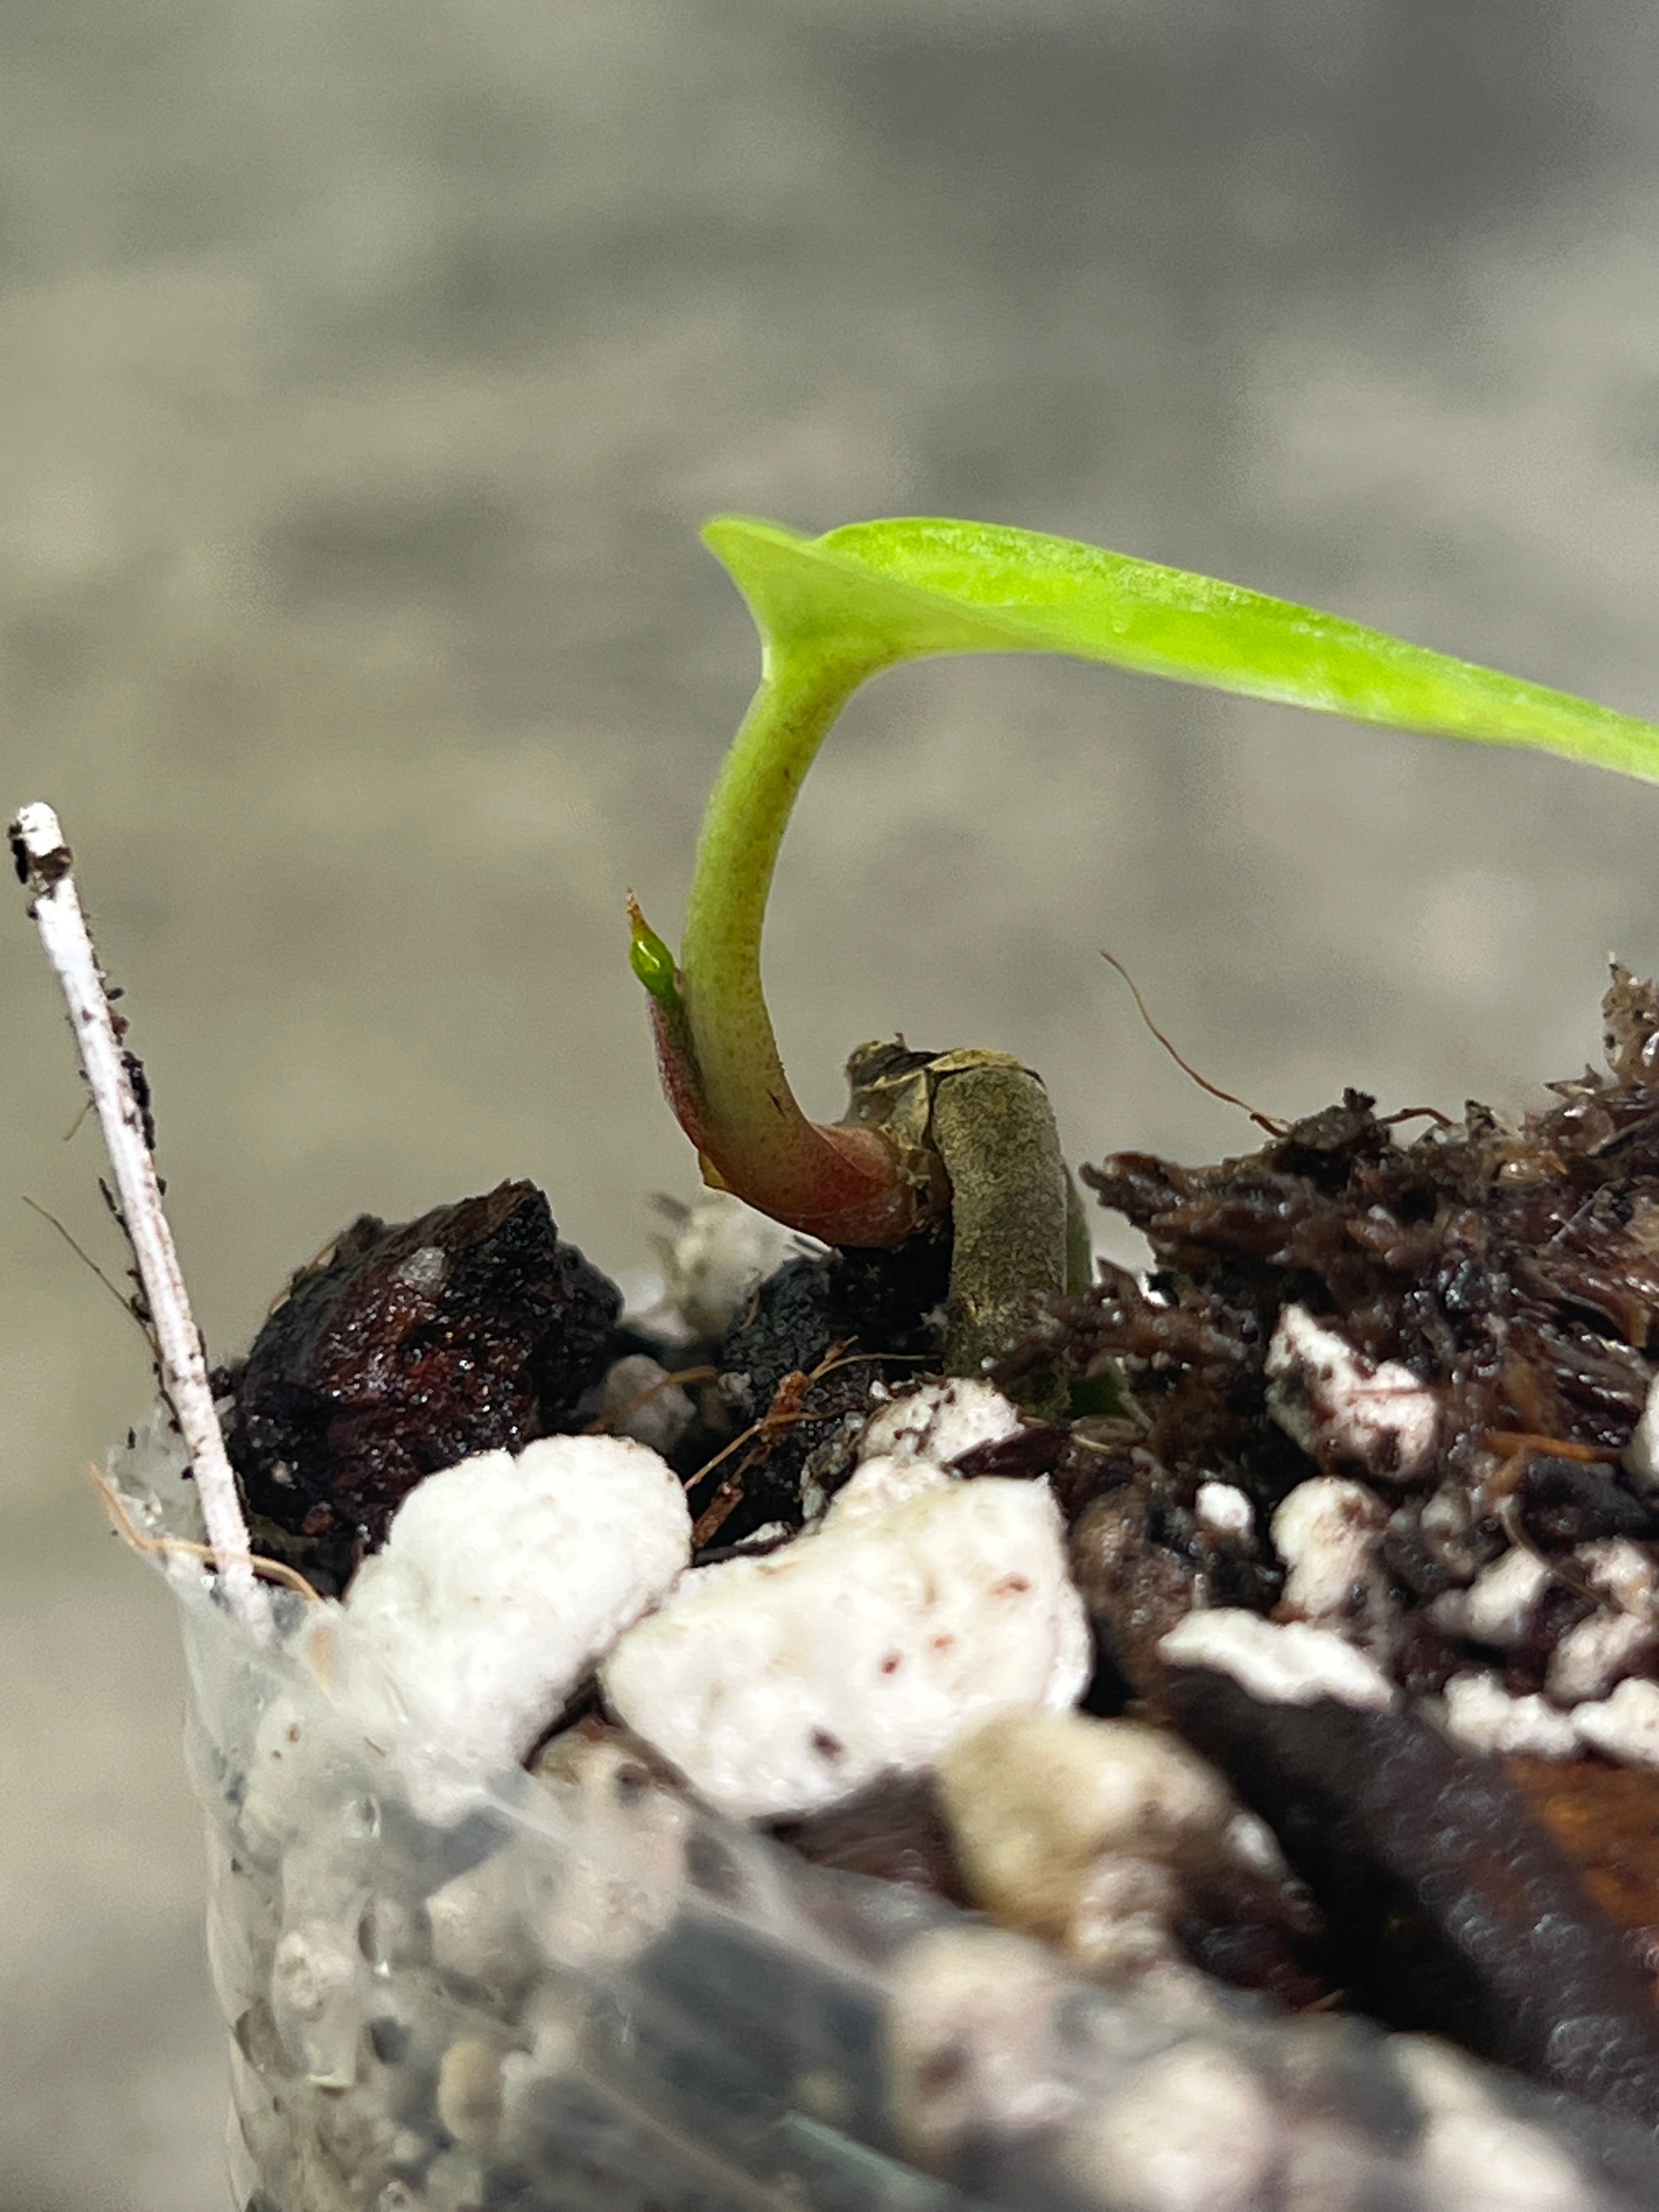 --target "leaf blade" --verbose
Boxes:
[703,513,1659,781]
